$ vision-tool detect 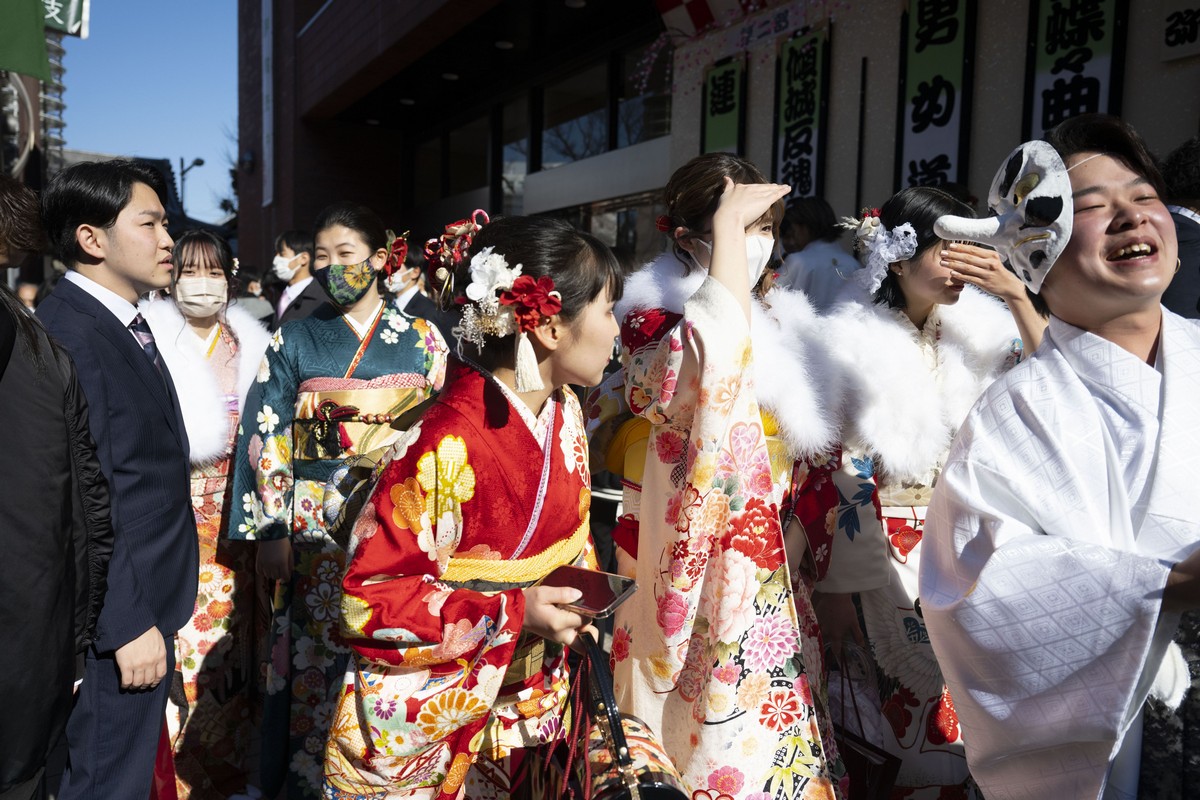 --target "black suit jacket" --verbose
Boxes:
[272,279,331,331]
[37,278,198,652]
[403,290,459,353]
